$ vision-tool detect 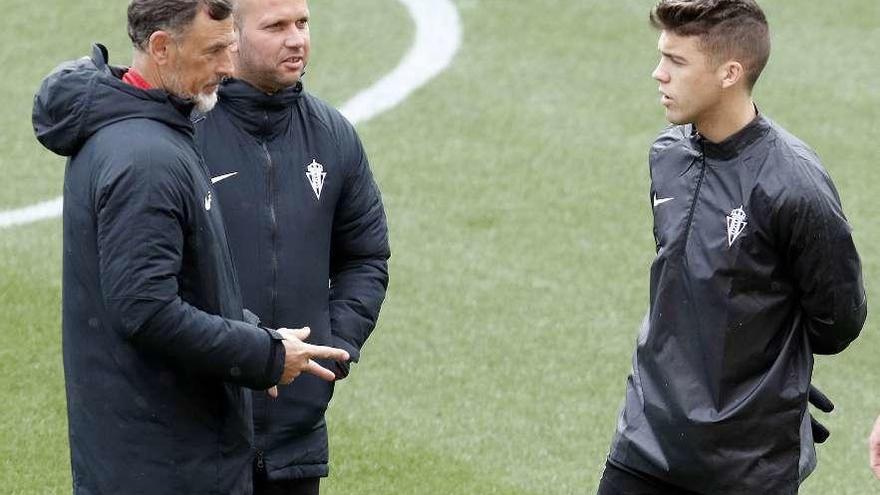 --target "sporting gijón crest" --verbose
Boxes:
[305,159,326,200]
[726,206,747,247]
